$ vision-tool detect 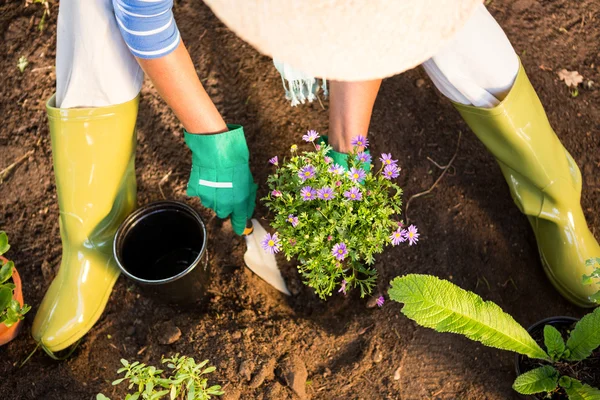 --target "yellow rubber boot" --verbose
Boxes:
[453,62,600,307]
[32,95,138,351]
